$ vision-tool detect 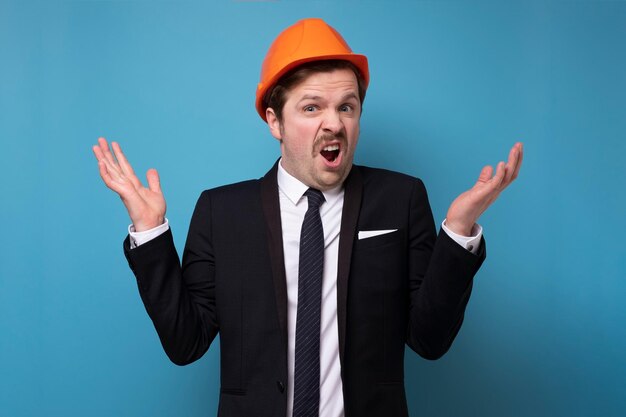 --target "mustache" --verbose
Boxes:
[314,132,346,147]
